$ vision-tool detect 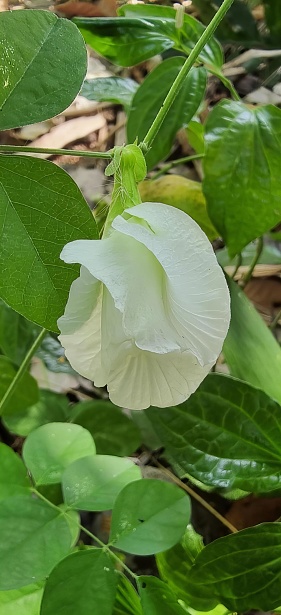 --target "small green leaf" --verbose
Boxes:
[0,10,87,130]
[138,576,187,615]
[0,583,44,615]
[127,60,206,170]
[82,77,138,110]
[0,495,72,590]
[0,156,98,332]
[0,356,38,417]
[110,479,191,555]
[0,443,30,502]
[23,423,96,486]
[119,4,223,69]
[203,101,281,256]
[62,454,141,511]
[146,373,281,493]
[40,549,118,615]
[3,389,69,436]
[189,523,281,611]
[72,400,141,456]
[223,278,281,405]
[0,300,40,365]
